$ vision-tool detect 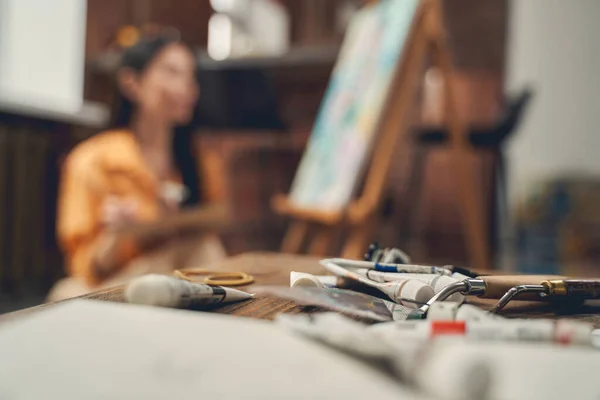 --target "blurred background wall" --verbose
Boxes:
[507,0,600,203]
[505,0,600,275]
